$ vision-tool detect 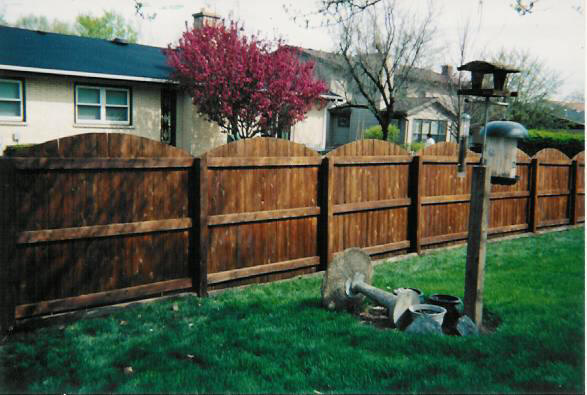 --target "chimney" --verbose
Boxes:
[441,65,454,77]
[193,8,221,29]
